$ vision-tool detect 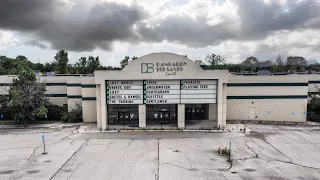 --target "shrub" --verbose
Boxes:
[45,104,67,120]
[61,103,82,123]
[308,93,320,121]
